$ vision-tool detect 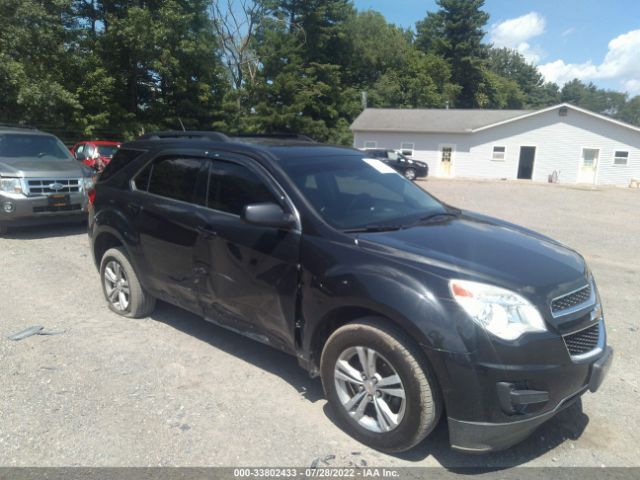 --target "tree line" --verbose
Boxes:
[1,0,639,145]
